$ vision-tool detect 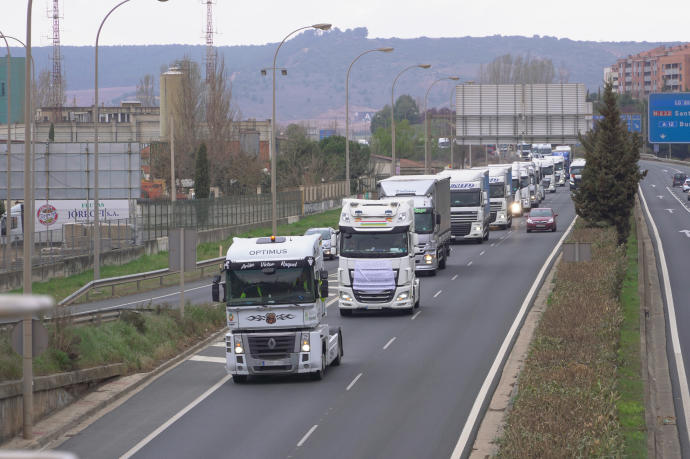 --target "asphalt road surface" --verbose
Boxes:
[639,159,690,454]
[57,186,576,459]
